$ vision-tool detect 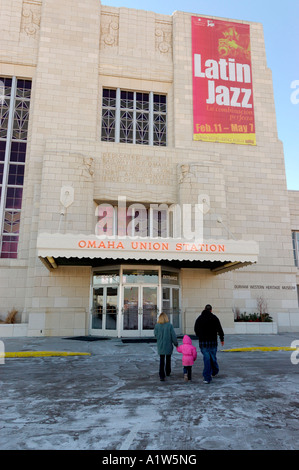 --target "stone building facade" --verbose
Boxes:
[0,0,298,337]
